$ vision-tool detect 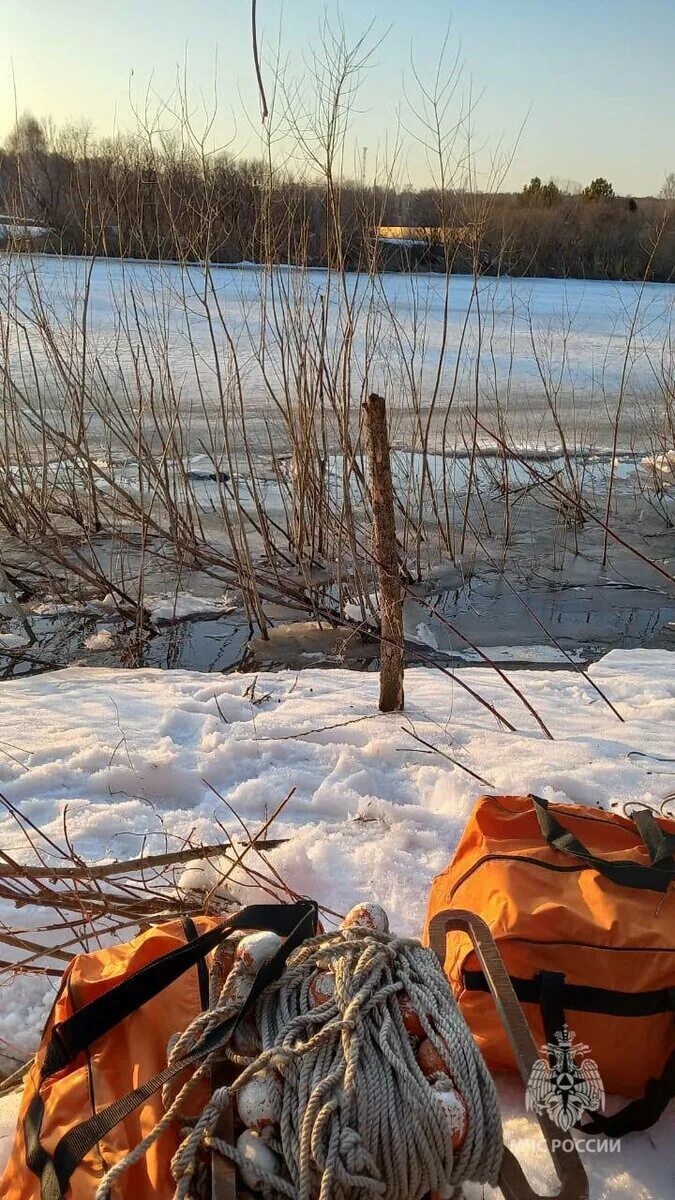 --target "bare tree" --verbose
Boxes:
[4,112,47,156]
